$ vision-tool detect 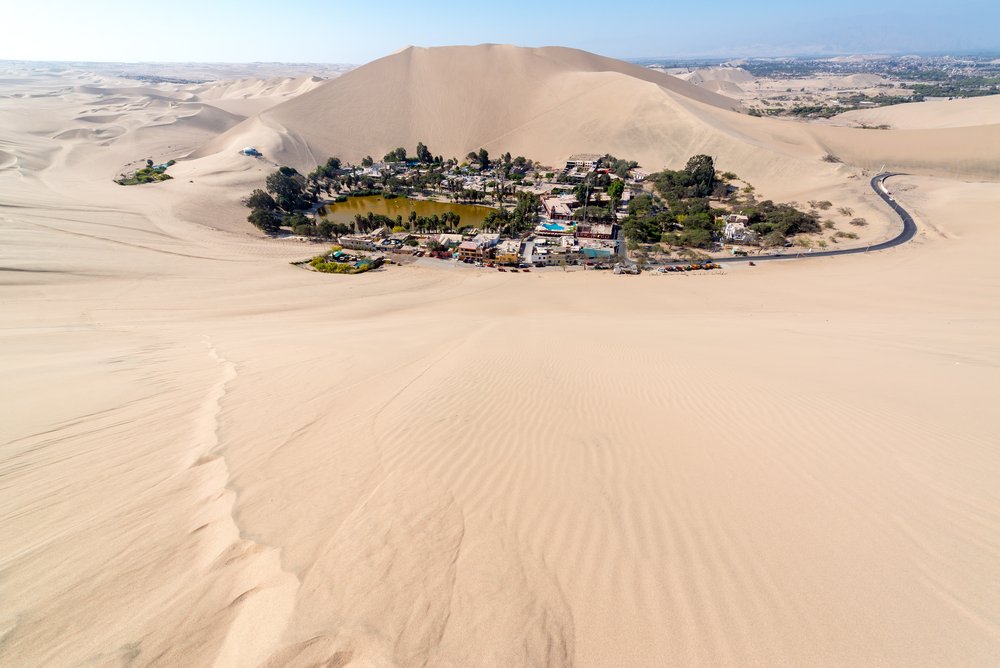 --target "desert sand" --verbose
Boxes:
[2,47,1000,667]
